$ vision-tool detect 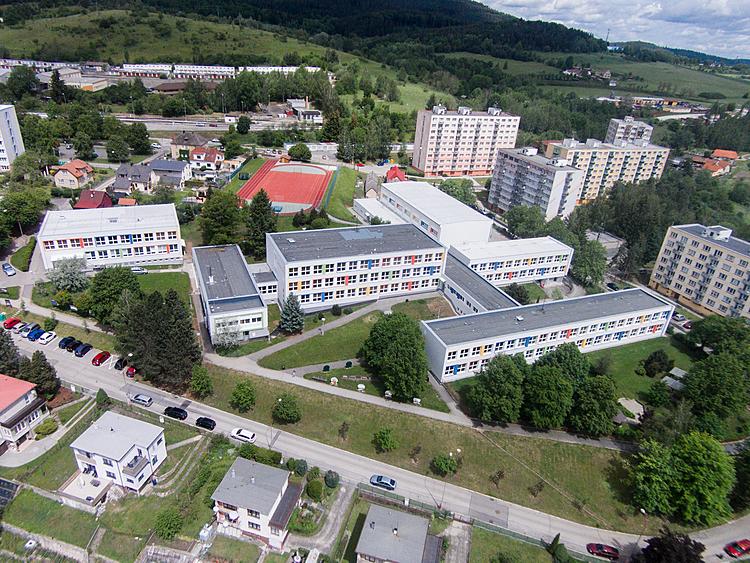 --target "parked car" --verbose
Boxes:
[65,339,82,352]
[355,162,364,167]
[58,336,75,349]
[19,323,40,338]
[38,331,56,345]
[725,539,750,558]
[130,266,147,275]
[195,417,216,431]
[150,142,161,150]
[12,322,28,334]
[230,427,256,443]
[131,394,153,407]
[606,282,619,291]
[683,321,693,330]
[26,327,46,342]
[92,351,111,366]
[2,263,16,276]
[74,343,93,357]
[3,317,21,330]
[672,313,686,323]
[586,543,620,560]
[370,475,397,491]
[164,406,188,420]
[126,366,137,379]
[114,357,128,370]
